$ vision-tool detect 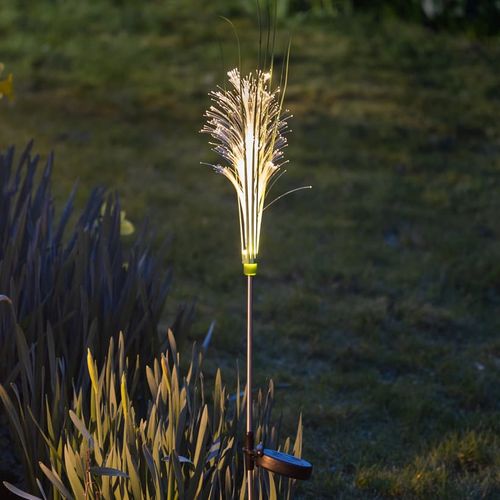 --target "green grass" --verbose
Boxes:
[1,1,500,498]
